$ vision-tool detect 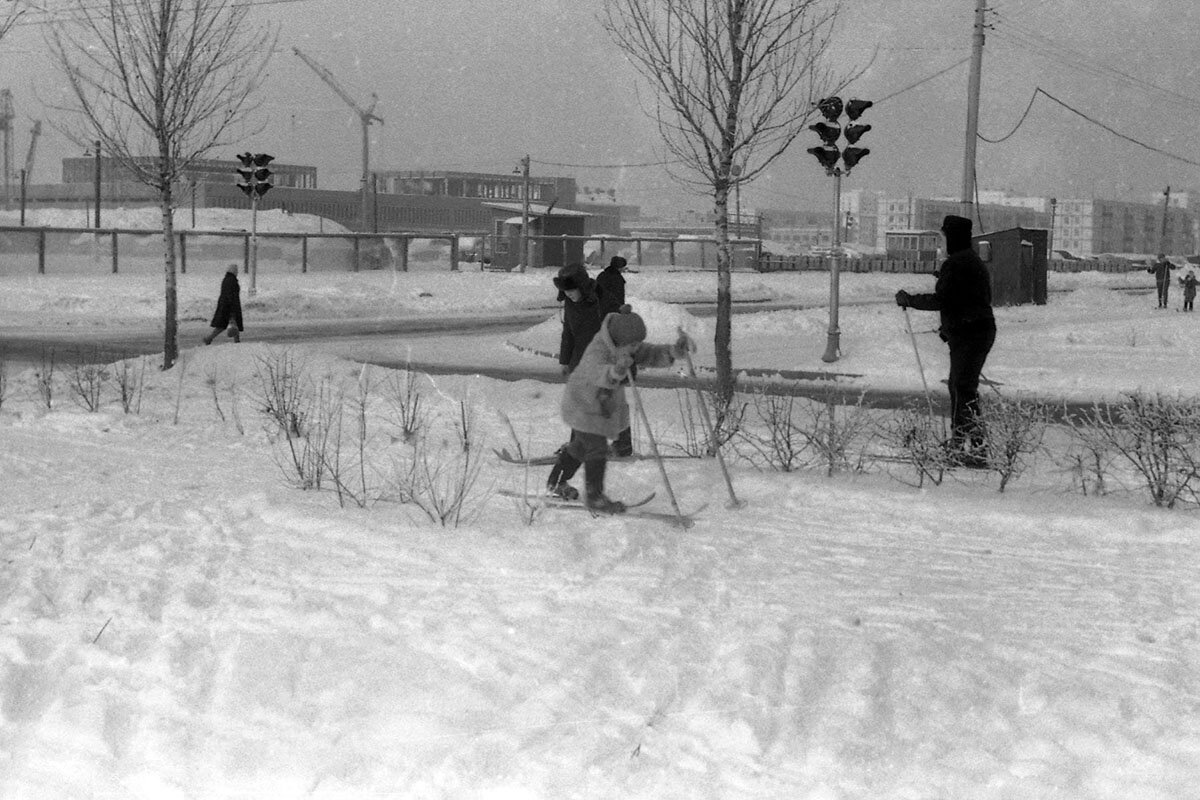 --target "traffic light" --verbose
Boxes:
[841,146,869,171]
[807,98,871,176]
[806,145,840,172]
[844,123,871,144]
[809,121,840,146]
[236,152,274,197]
[816,96,843,122]
[845,99,873,121]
